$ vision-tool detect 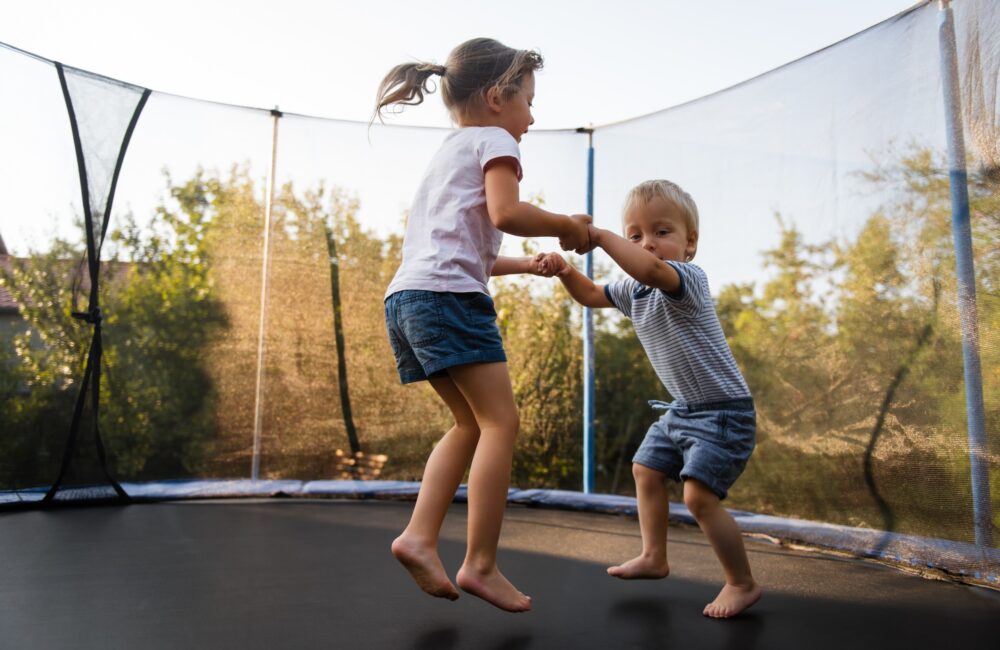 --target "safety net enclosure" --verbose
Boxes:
[0,0,997,591]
